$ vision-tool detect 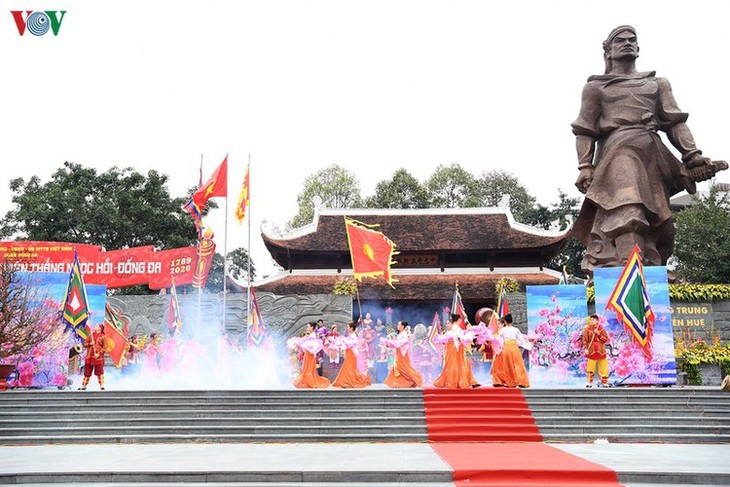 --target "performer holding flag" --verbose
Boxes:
[79,323,109,391]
